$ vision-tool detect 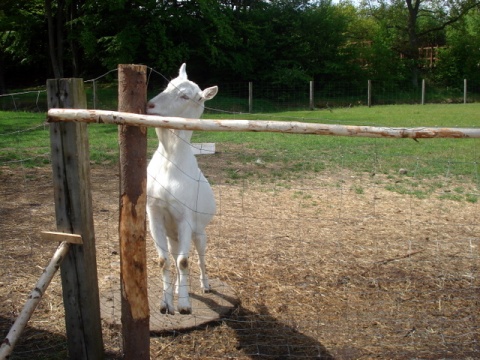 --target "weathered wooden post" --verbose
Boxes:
[367,80,372,107]
[309,81,314,110]
[117,64,149,359]
[47,78,104,359]
[249,81,253,113]
[421,79,426,105]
